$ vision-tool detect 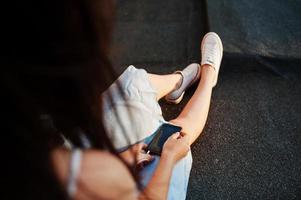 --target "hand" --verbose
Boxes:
[134,143,154,166]
[119,143,154,166]
[162,132,190,164]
